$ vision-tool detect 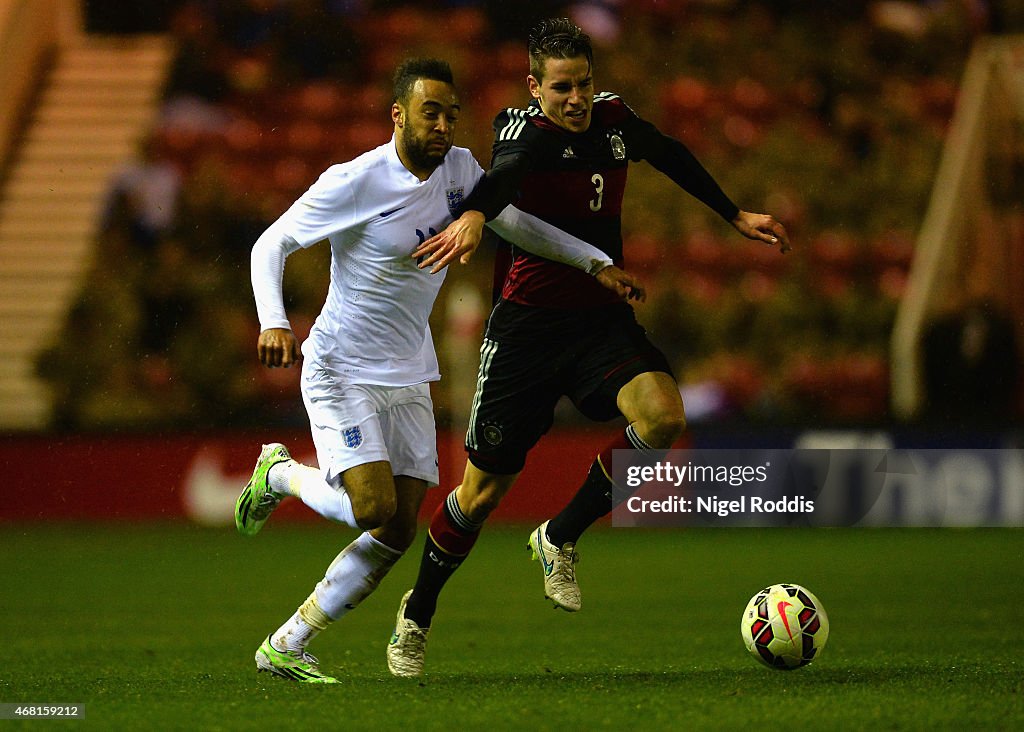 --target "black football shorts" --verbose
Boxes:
[464,299,674,474]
